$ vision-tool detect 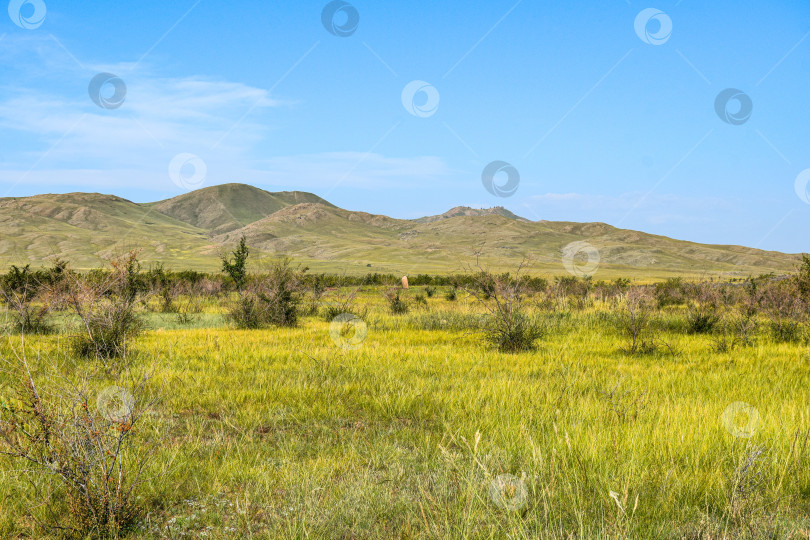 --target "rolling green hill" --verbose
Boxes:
[0,183,802,278]
[144,183,335,235]
[0,192,213,269]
